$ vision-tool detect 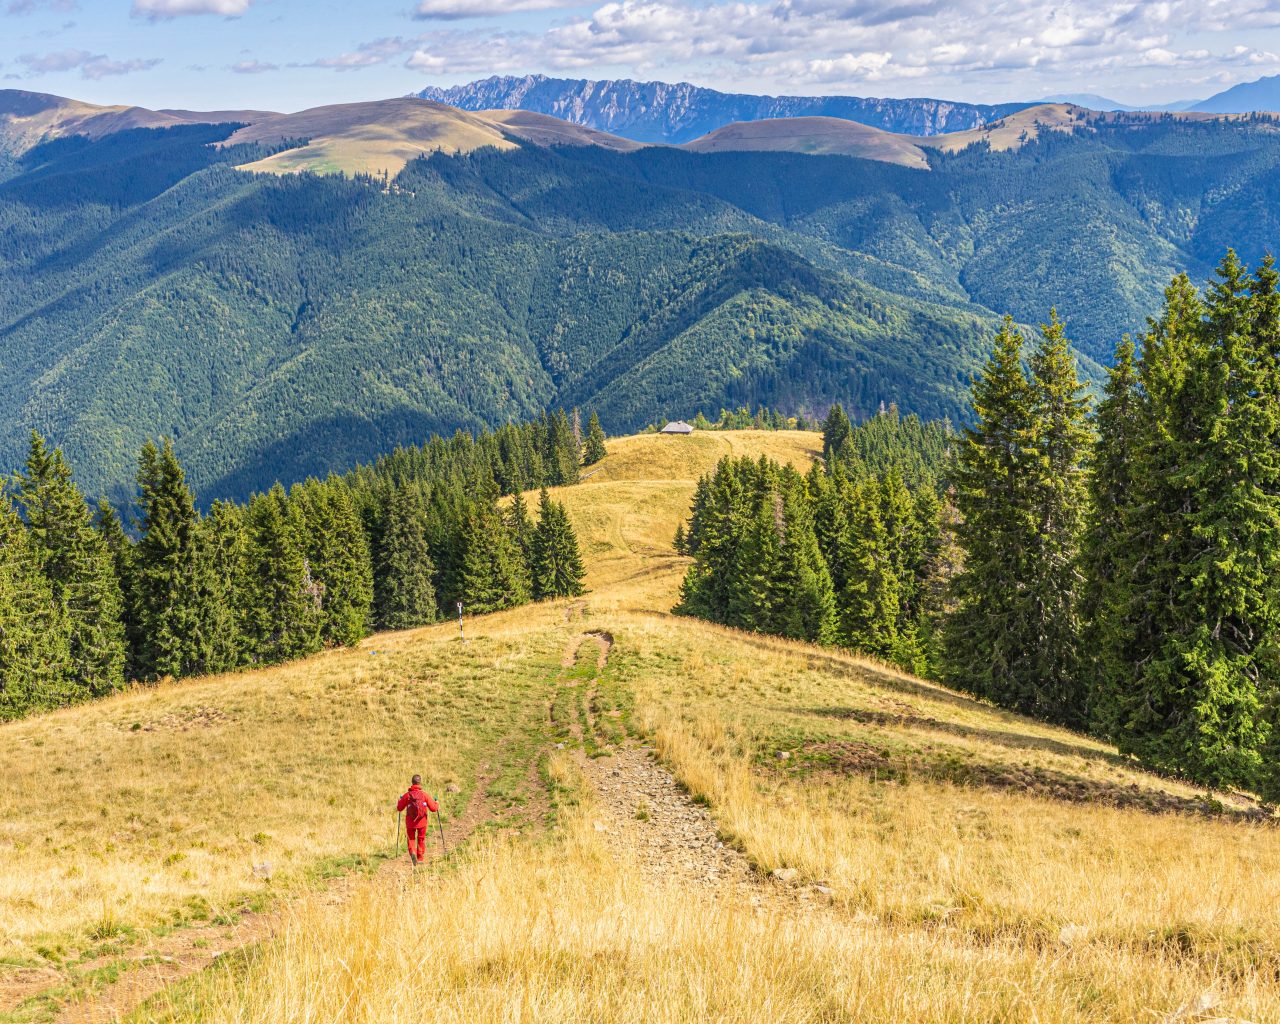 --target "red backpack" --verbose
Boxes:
[406,789,433,823]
